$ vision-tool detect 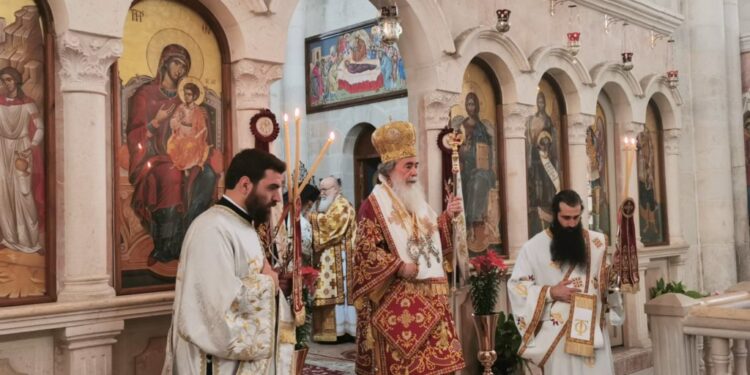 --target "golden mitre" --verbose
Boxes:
[371,120,417,163]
